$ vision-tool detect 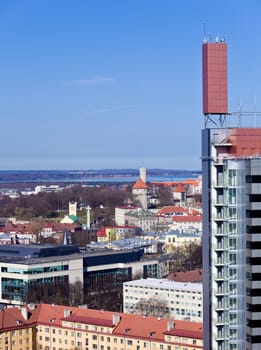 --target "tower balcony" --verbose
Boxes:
[214,216,226,222]
[216,288,225,296]
[215,243,225,251]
